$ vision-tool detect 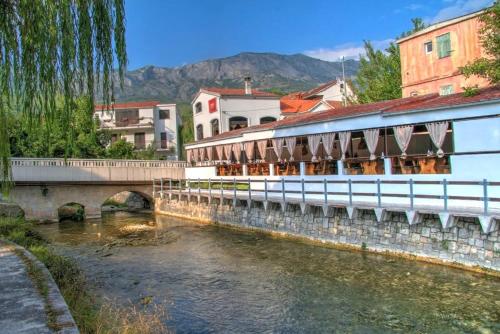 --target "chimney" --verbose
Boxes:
[244,76,252,95]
